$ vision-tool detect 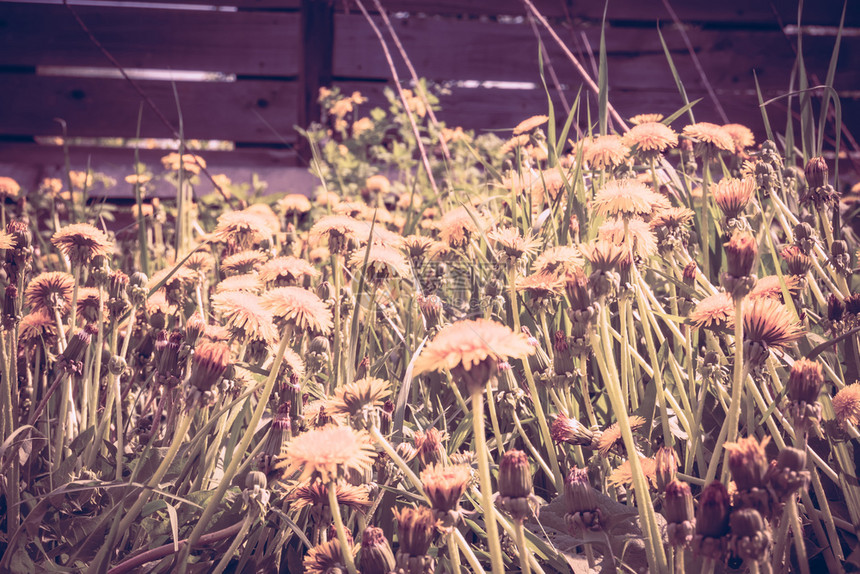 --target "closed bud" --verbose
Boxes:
[185,312,206,346]
[417,293,443,331]
[564,467,597,515]
[787,358,823,405]
[805,156,828,189]
[498,450,533,499]
[724,233,757,279]
[729,508,770,563]
[187,342,231,394]
[682,261,697,287]
[550,414,593,446]
[696,481,731,539]
[3,284,18,328]
[359,527,396,574]
[664,479,695,548]
[552,331,576,375]
[245,470,267,490]
[793,222,816,254]
[828,294,845,323]
[394,506,436,558]
[655,446,679,492]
